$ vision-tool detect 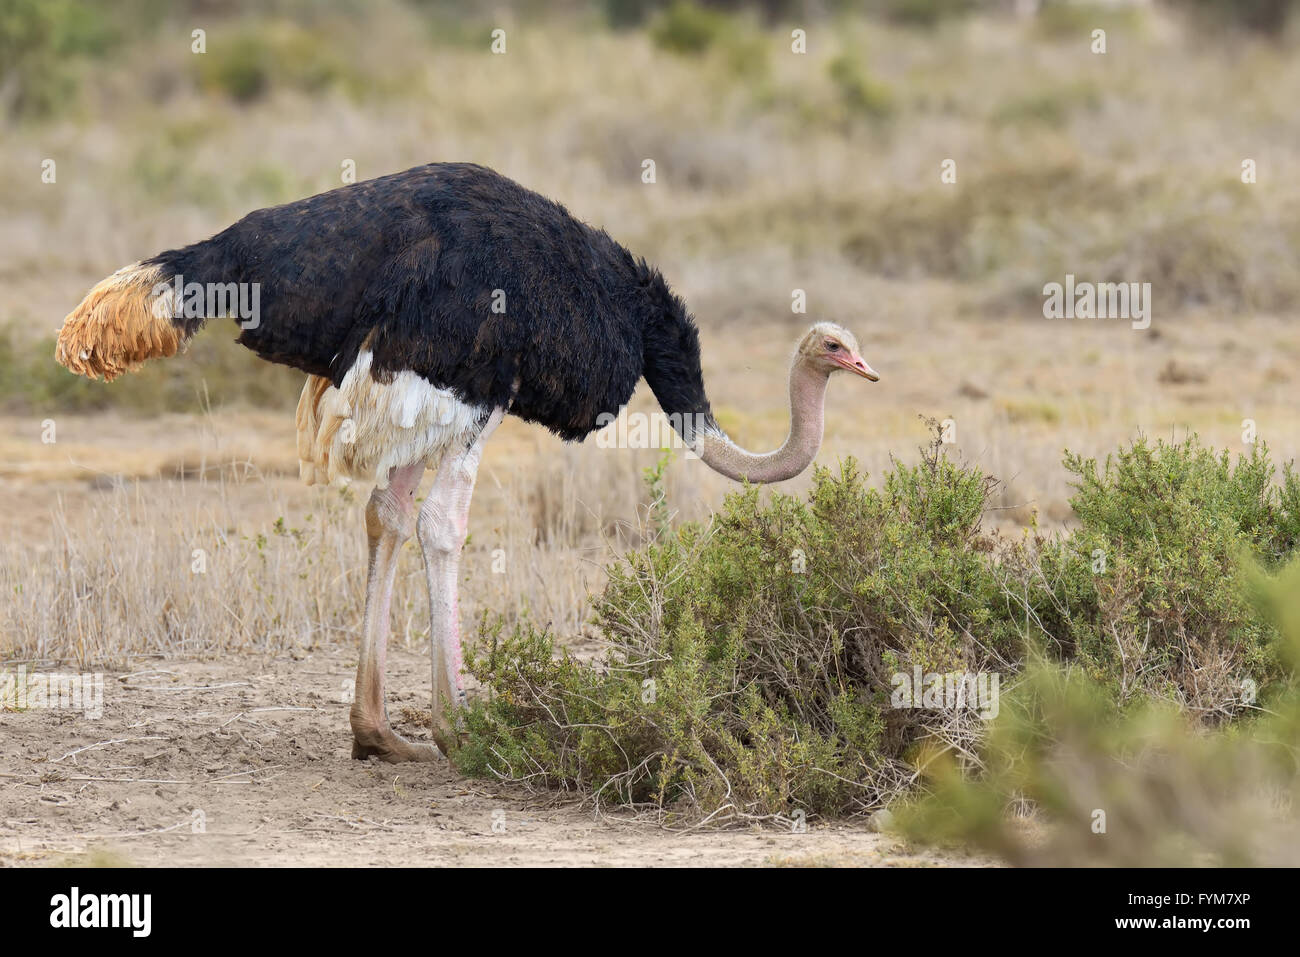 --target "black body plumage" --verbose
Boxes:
[146,163,714,442]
